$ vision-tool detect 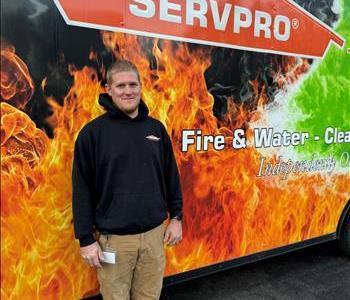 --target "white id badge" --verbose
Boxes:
[102,250,116,264]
